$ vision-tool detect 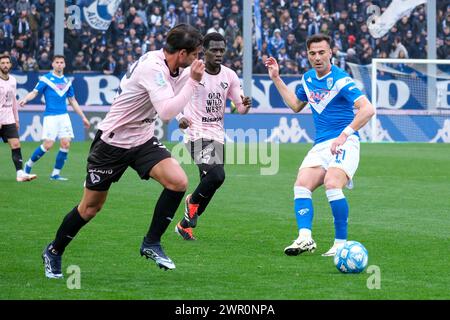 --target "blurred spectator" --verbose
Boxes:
[0,0,438,76]
[254,53,269,74]
[437,36,450,59]
[0,29,13,53]
[102,54,117,75]
[22,55,38,71]
[16,0,31,14]
[40,5,54,31]
[285,33,300,60]
[389,36,409,59]
[37,51,52,70]
[207,20,225,36]
[268,28,285,57]
[165,4,178,29]
[72,51,90,71]
[1,16,14,40]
